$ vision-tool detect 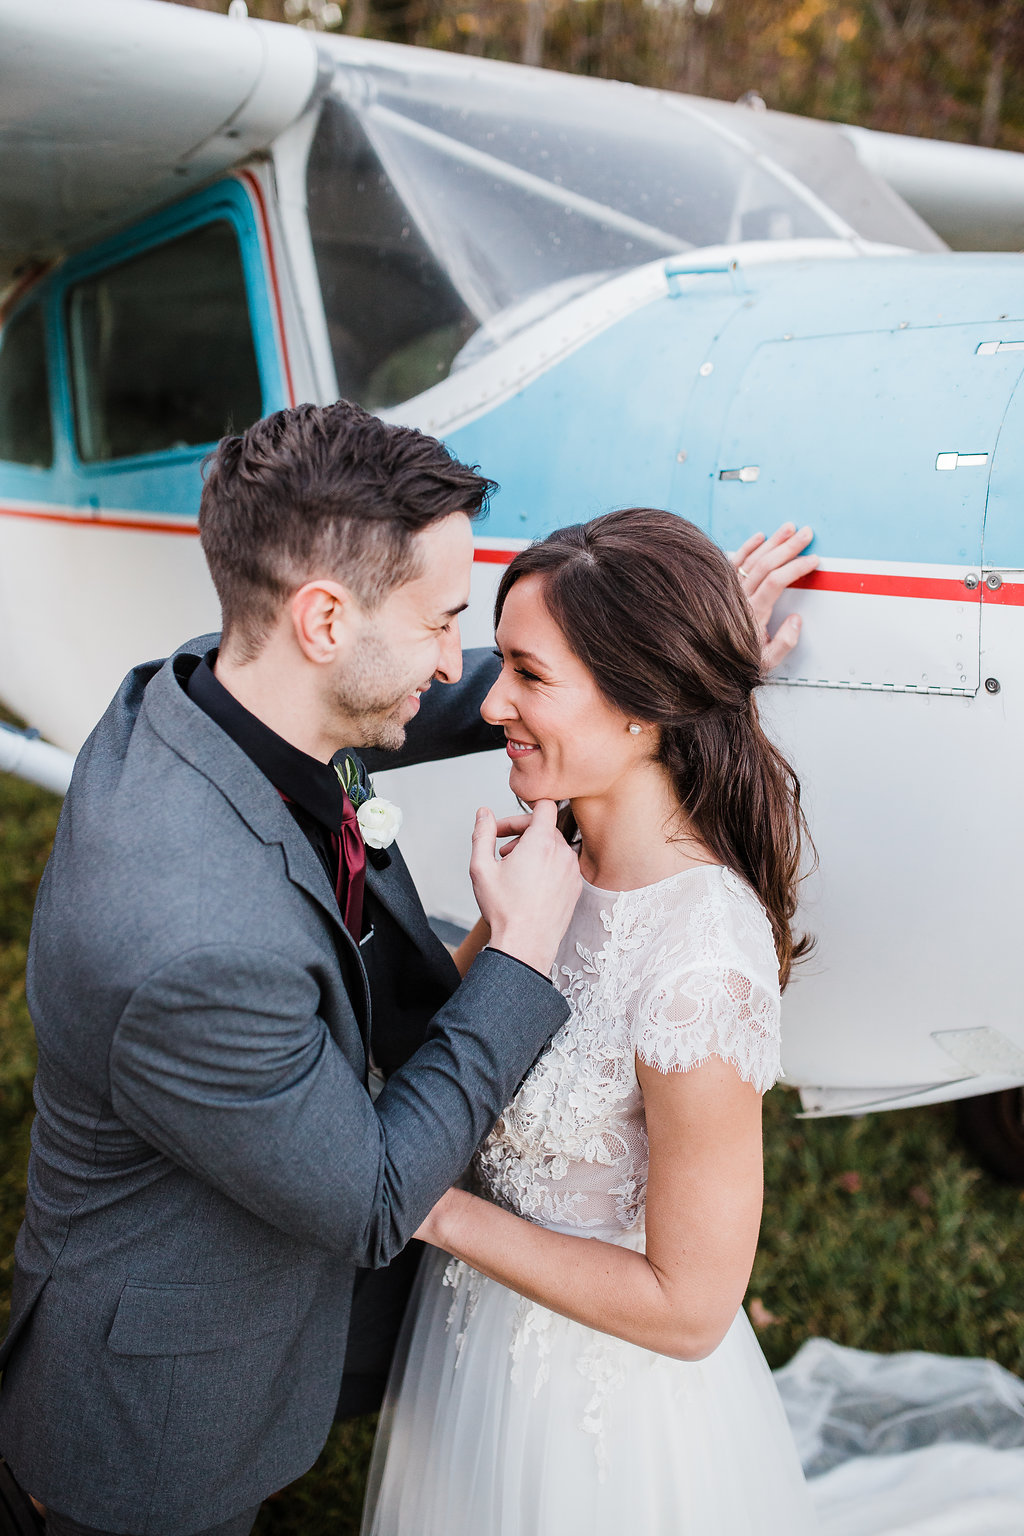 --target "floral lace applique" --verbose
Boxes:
[505,1250,656,1480]
[473,866,781,1233]
[443,1257,484,1364]
[455,867,782,1430]
[509,1293,558,1395]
